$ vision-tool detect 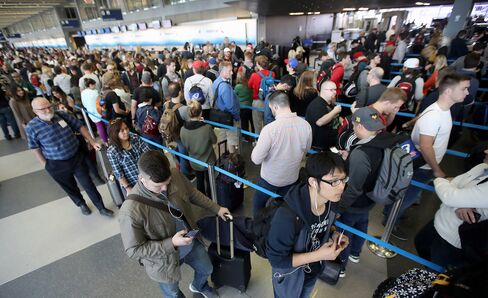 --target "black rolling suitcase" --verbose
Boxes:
[207,215,251,293]
[215,140,245,211]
